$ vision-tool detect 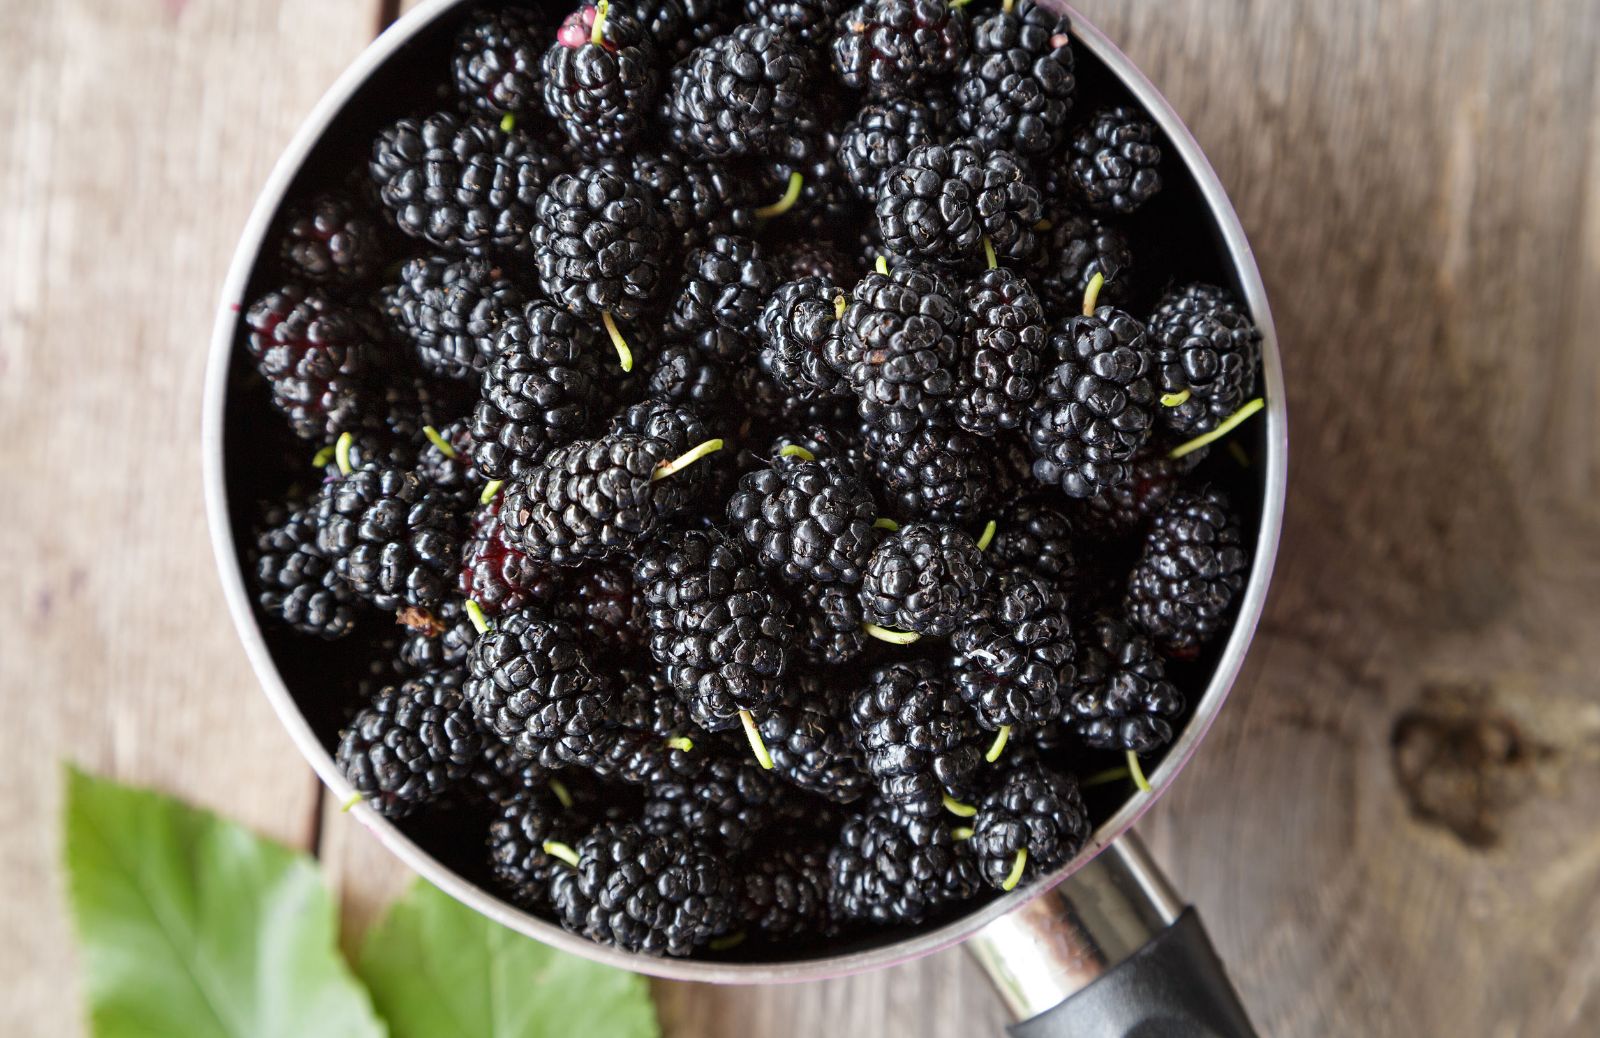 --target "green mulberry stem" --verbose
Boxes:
[464,600,491,635]
[709,931,747,951]
[422,425,457,459]
[499,113,516,133]
[1167,397,1264,459]
[778,443,815,461]
[834,295,847,321]
[1082,271,1105,315]
[479,479,504,505]
[334,431,355,476]
[590,0,609,46]
[312,444,336,468]
[666,736,695,752]
[984,725,1011,763]
[739,709,775,770]
[982,236,997,270]
[754,171,804,219]
[941,793,977,818]
[652,438,724,481]
[602,311,633,372]
[1000,848,1028,891]
[862,622,919,645]
[1126,749,1152,793]
[872,517,899,532]
[340,792,362,813]
[548,778,574,809]
[976,519,997,550]
[875,255,889,275]
[1159,389,1191,408]
[542,840,580,868]
[951,826,975,841]
[1080,765,1133,788]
